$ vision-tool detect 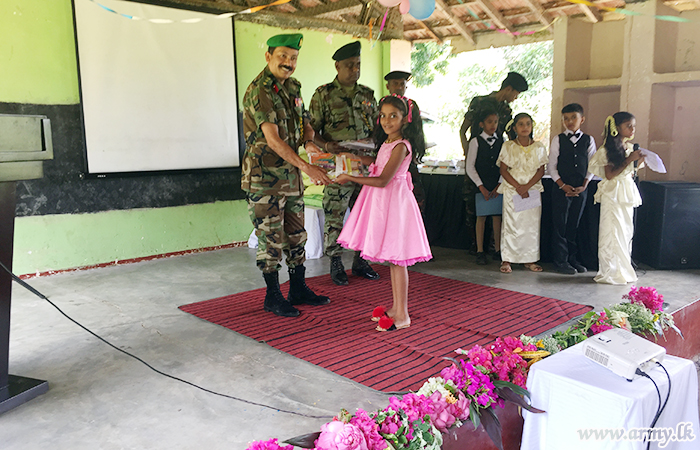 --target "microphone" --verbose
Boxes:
[633,143,639,169]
